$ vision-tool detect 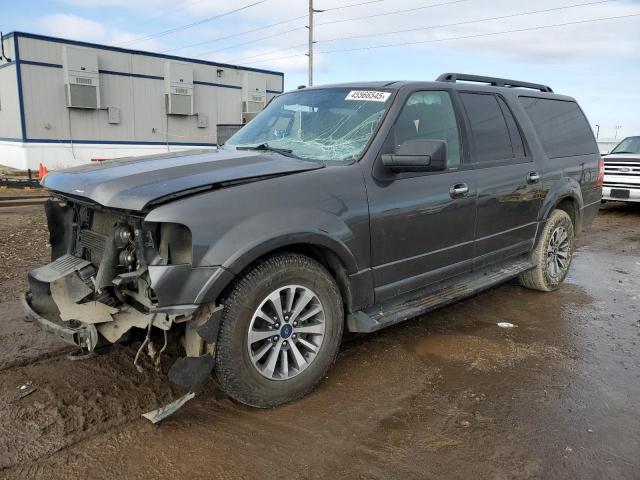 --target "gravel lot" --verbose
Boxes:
[0,197,638,480]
